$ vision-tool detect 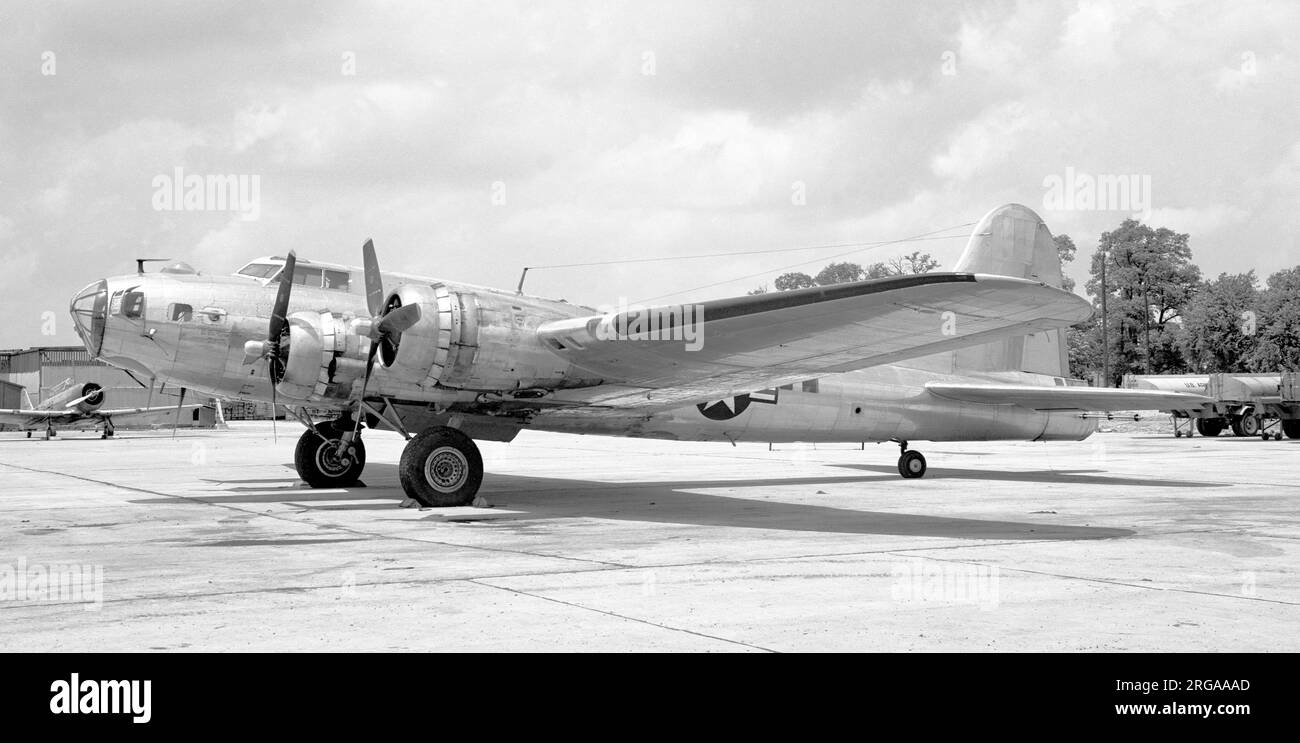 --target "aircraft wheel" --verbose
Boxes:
[294,422,366,487]
[399,427,483,507]
[897,450,927,479]
[1283,420,1300,439]
[25,431,31,438]
[1195,418,1224,437]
